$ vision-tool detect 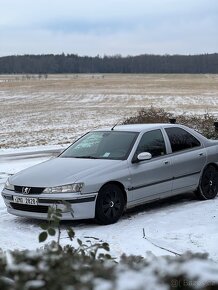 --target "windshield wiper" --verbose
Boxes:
[74,156,99,159]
